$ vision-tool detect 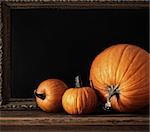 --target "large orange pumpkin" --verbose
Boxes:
[90,44,149,112]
